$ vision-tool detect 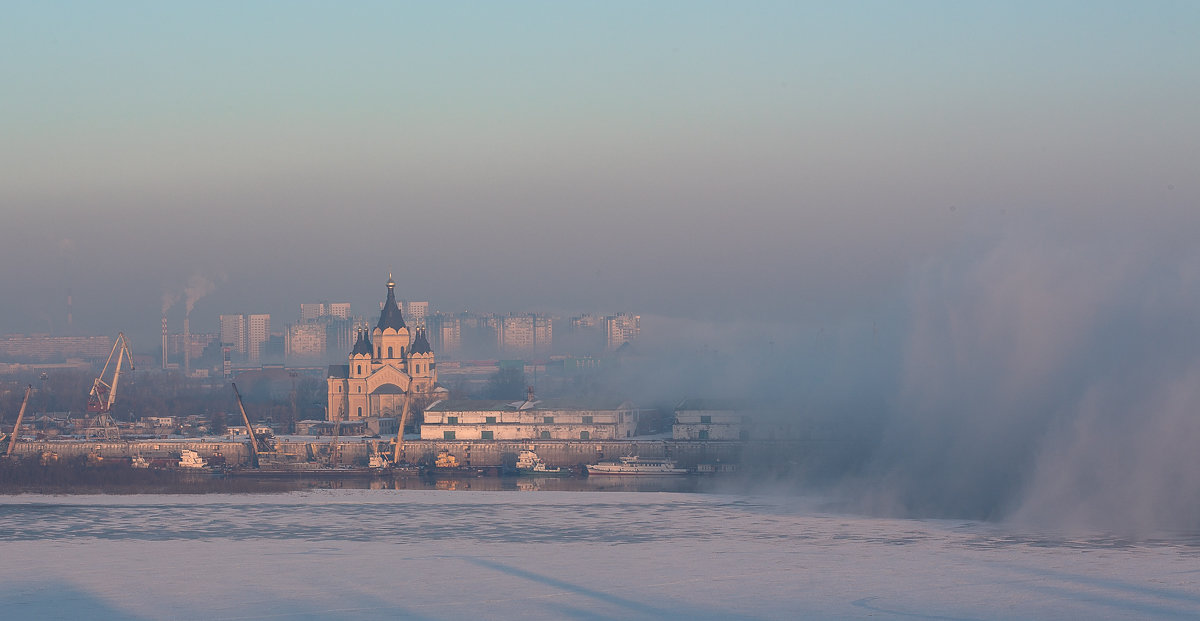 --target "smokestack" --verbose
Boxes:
[183,316,191,377]
[162,316,169,370]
